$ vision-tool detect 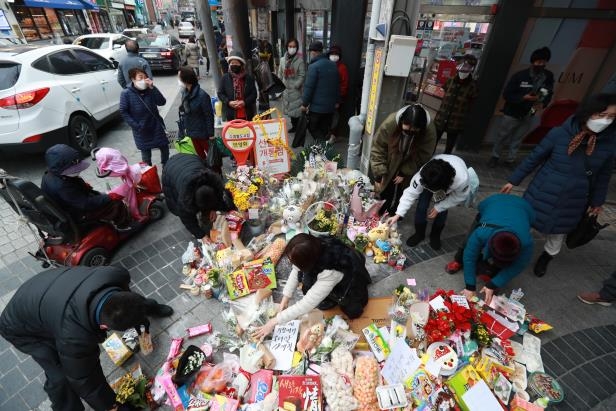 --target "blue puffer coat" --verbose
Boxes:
[180,84,214,139]
[508,116,616,234]
[302,53,339,114]
[119,84,168,150]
